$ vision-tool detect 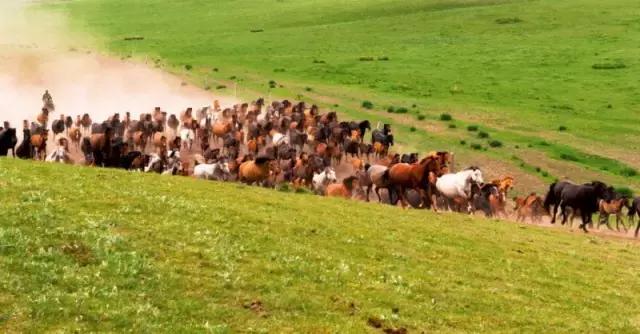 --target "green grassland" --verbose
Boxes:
[47,0,640,192]
[1,158,640,332]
